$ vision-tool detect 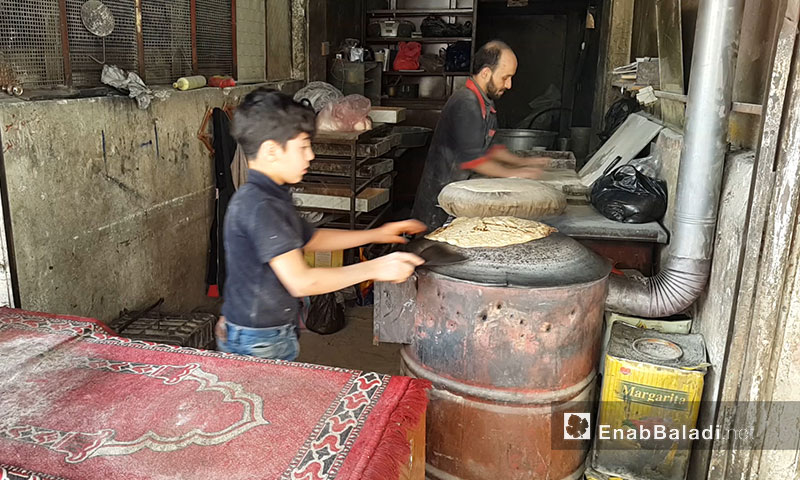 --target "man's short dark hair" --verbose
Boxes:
[232,88,316,158]
[471,40,512,75]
